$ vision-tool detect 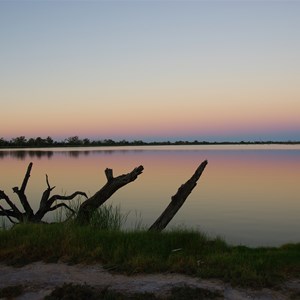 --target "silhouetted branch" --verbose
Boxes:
[39,174,56,210]
[48,192,88,207]
[1,161,207,230]
[12,162,34,217]
[0,190,22,217]
[1,163,87,223]
[20,162,32,193]
[0,205,18,224]
[149,160,208,232]
[47,203,75,213]
[34,191,87,221]
[105,168,113,181]
[76,165,144,225]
